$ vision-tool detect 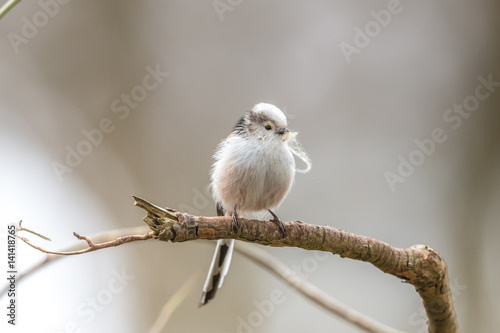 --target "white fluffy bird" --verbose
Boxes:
[199,103,311,306]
